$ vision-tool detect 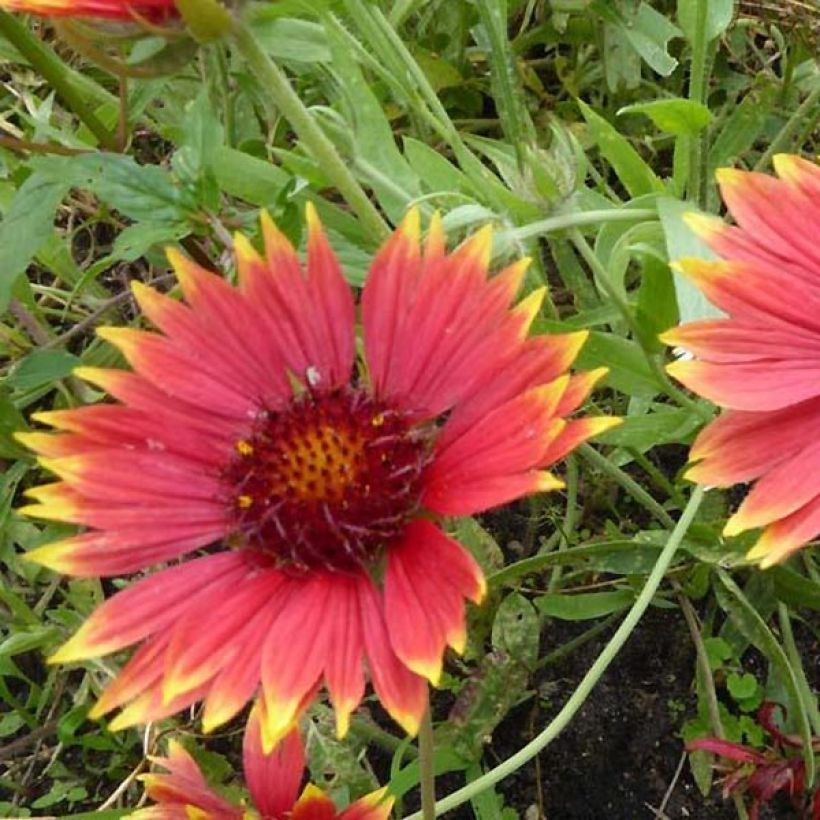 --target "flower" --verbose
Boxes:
[686,703,820,820]
[0,0,178,19]
[19,206,616,748]
[662,155,820,567]
[132,705,394,820]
